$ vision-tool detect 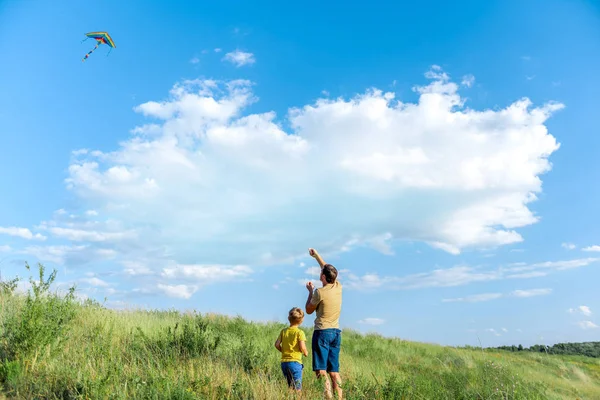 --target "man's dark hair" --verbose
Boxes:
[322,264,338,284]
